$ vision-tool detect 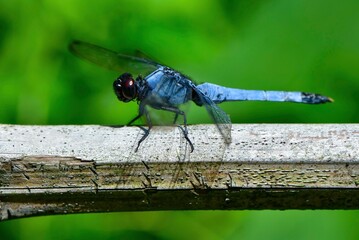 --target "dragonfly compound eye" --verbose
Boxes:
[113,73,137,102]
